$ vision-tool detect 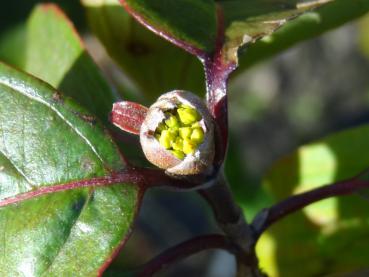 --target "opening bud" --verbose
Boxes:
[140,91,215,175]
